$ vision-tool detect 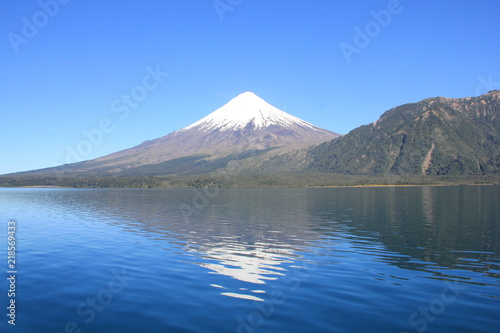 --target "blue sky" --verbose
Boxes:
[1,0,499,175]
